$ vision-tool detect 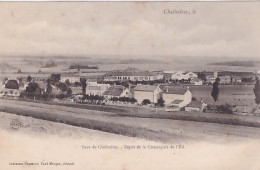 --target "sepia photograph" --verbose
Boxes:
[0,1,259,170]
